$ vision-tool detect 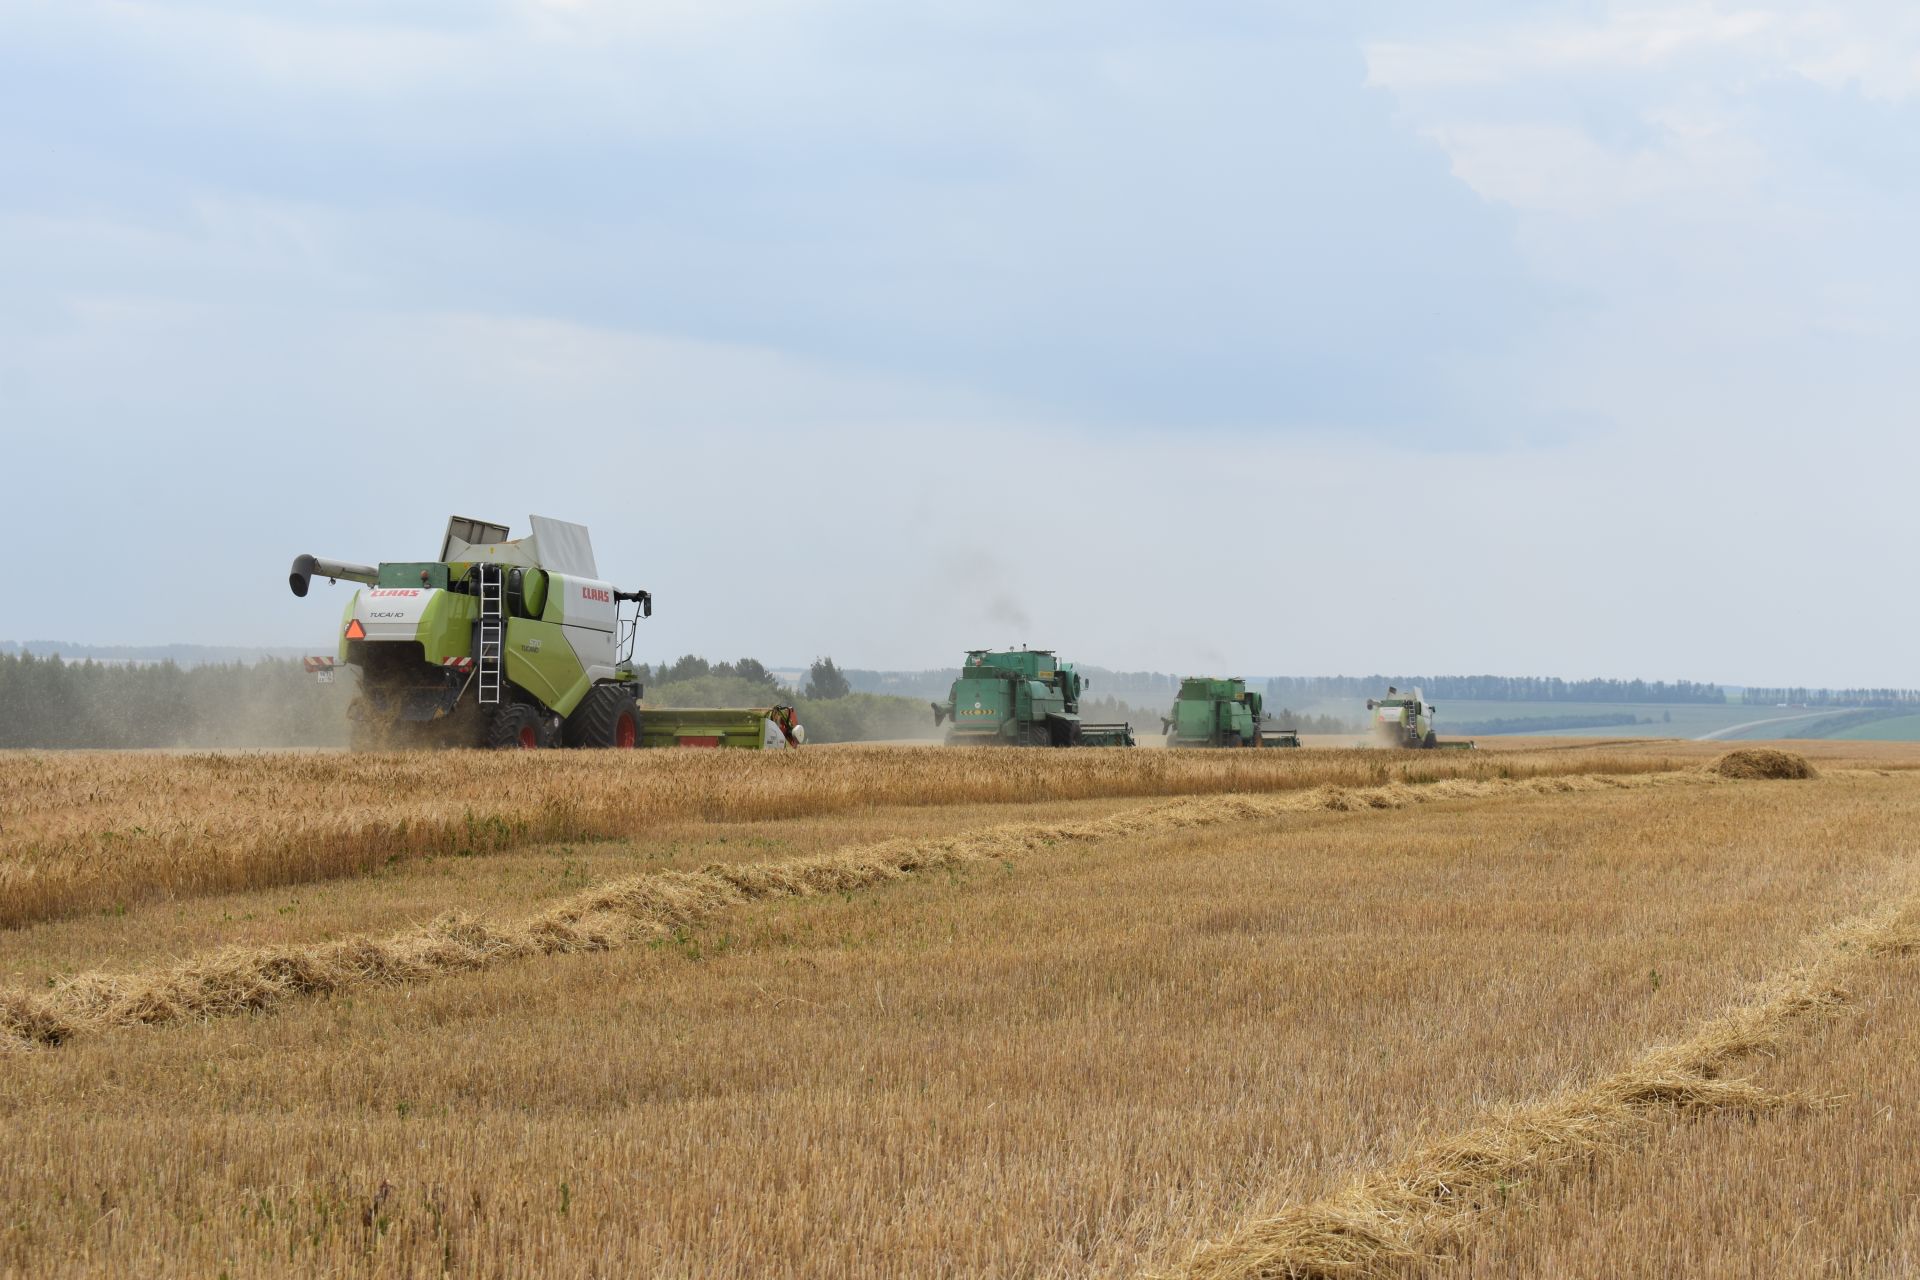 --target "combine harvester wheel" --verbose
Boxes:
[487,704,548,750]
[563,685,641,749]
